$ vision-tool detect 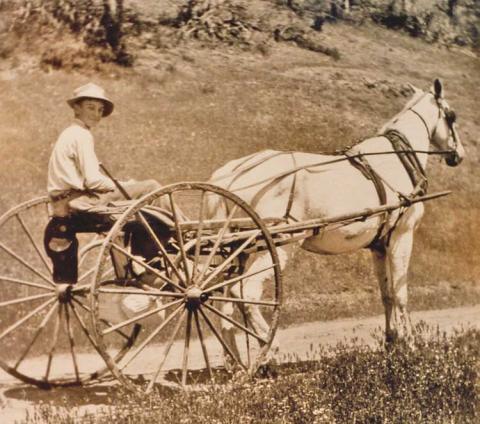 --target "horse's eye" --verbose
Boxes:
[445,110,456,125]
